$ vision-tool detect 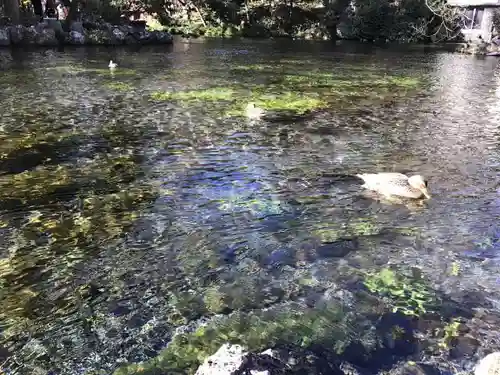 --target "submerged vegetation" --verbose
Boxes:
[113,304,350,375]
[151,88,236,102]
[0,49,492,375]
[104,82,135,92]
[150,66,422,116]
[363,267,438,317]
